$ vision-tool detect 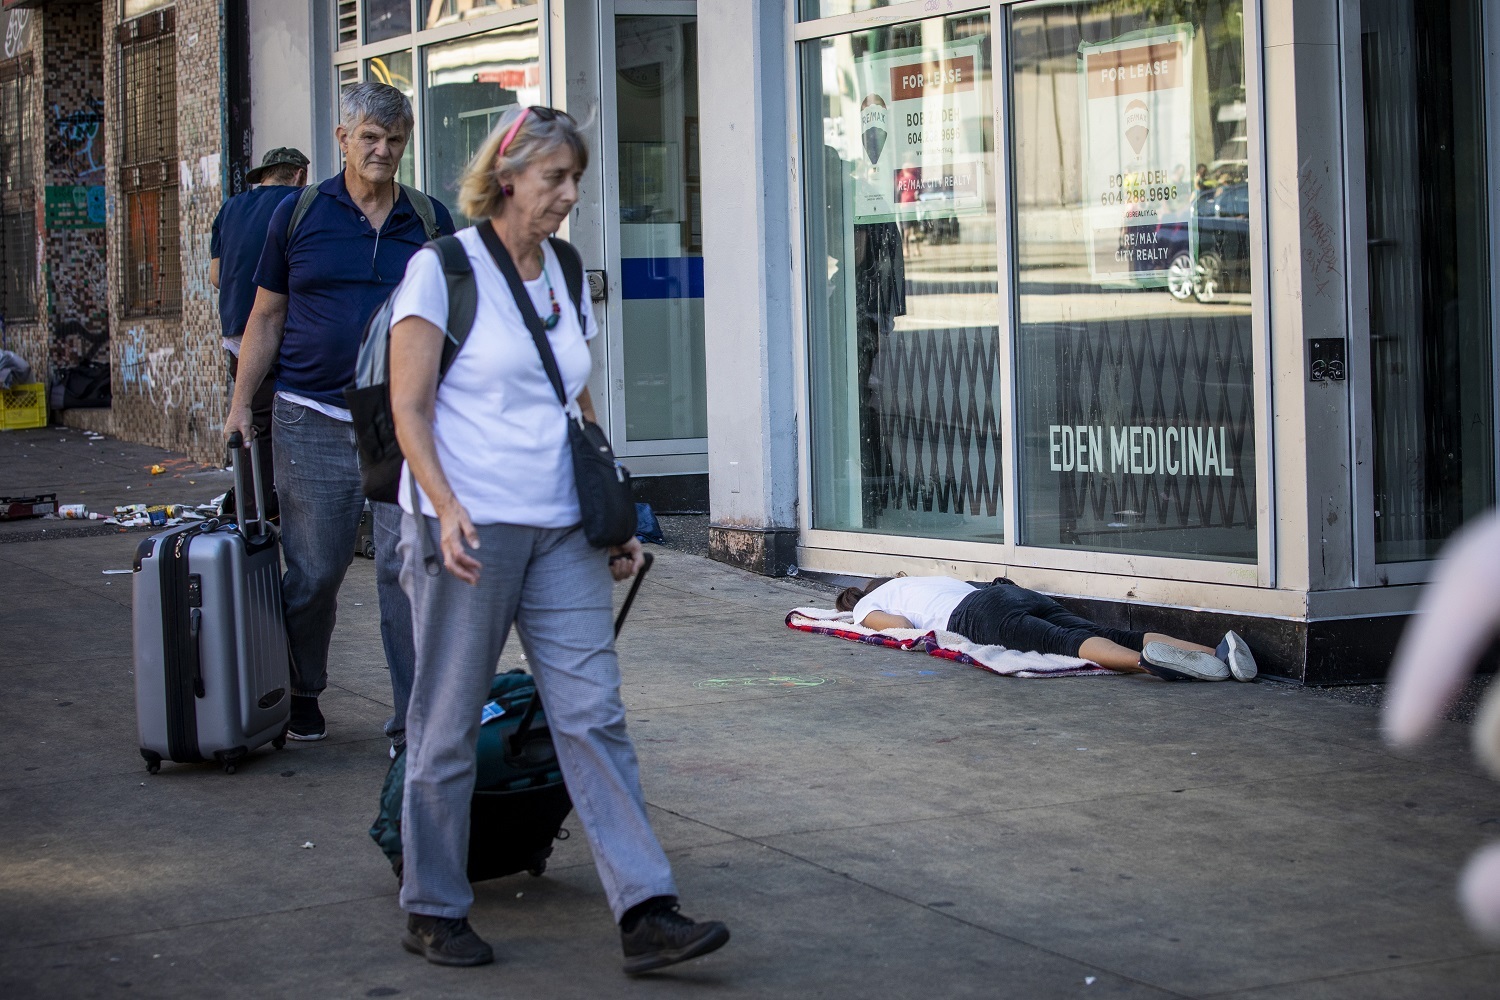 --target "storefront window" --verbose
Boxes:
[425,1,531,30]
[1011,0,1256,563]
[423,23,541,219]
[803,13,1001,541]
[802,1,899,20]
[366,49,416,188]
[616,15,706,442]
[364,0,412,43]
